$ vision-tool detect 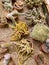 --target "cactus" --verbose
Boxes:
[30,23,49,42]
